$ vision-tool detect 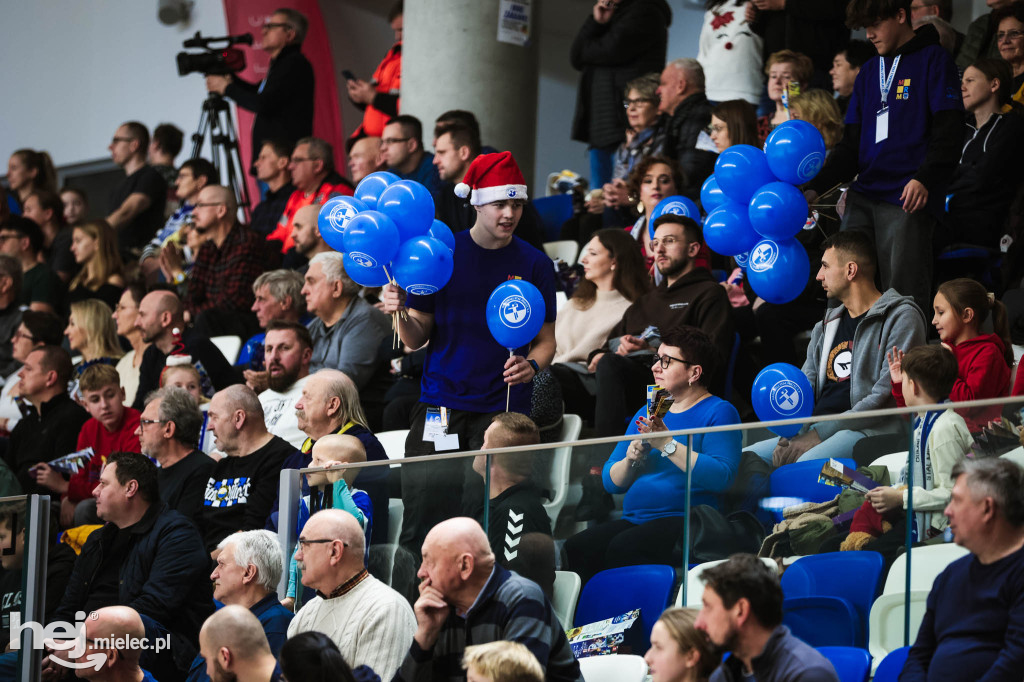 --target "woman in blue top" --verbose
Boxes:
[565,325,742,586]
